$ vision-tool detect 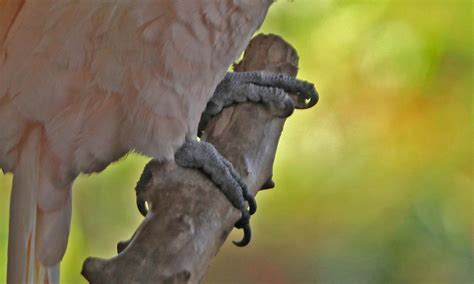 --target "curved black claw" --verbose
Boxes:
[233,217,252,247]
[294,82,319,110]
[233,223,252,247]
[260,178,275,190]
[136,198,148,217]
[245,192,257,215]
[135,163,153,217]
[117,240,130,254]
